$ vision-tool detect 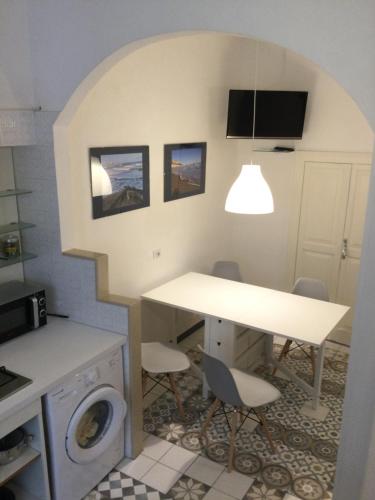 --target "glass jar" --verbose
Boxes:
[3,234,20,258]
